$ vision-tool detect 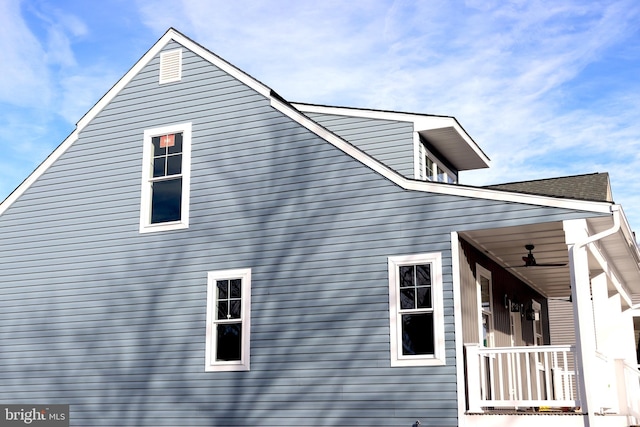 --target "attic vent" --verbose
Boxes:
[159,49,182,84]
